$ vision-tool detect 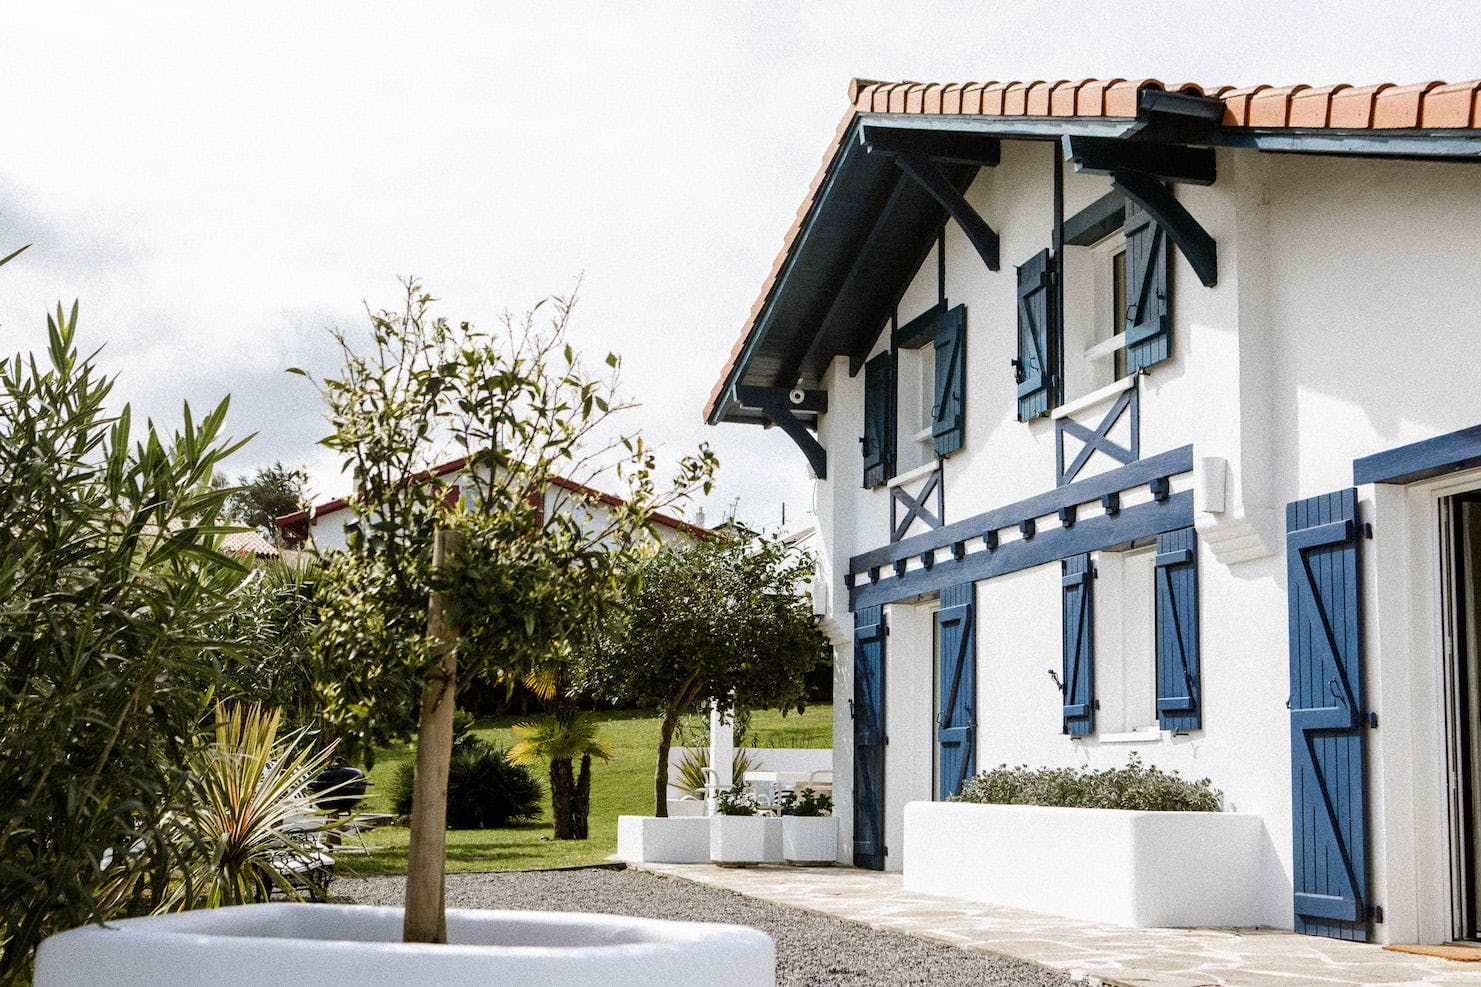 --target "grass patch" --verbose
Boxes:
[346,704,831,876]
